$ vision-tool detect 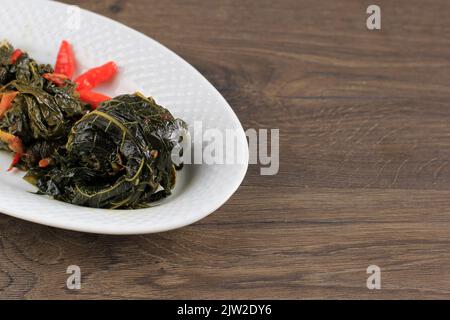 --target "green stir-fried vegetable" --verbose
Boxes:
[0,41,88,170]
[0,40,188,209]
[24,93,187,209]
